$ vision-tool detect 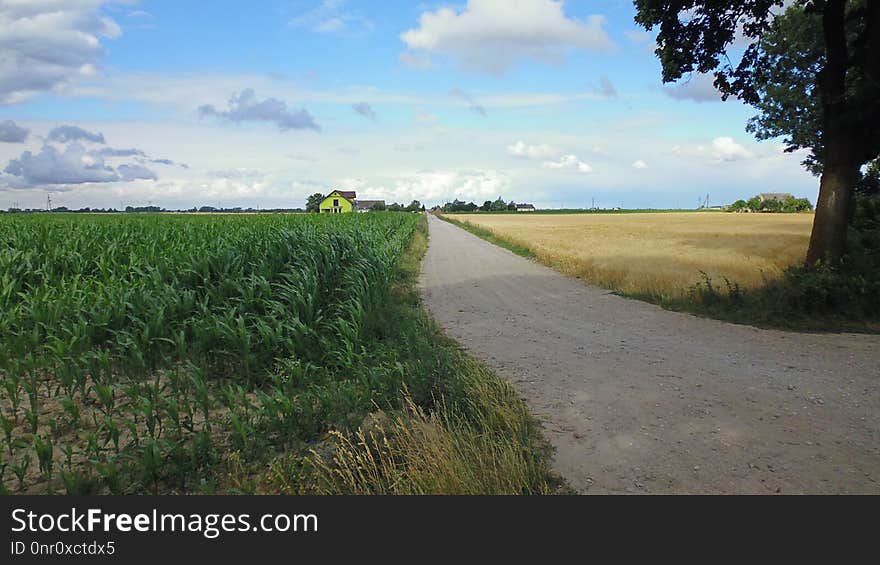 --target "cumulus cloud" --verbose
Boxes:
[507,141,560,160]
[671,137,756,163]
[352,102,376,120]
[199,89,321,132]
[90,147,185,168]
[0,1,121,104]
[710,137,753,162]
[93,147,145,157]
[664,73,720,103]
[632,159,648,169]
[0,120,29,142]
[3,143,119,188]
[118,163,158,181]
[2,126,165,188]
[352,170,508,203]
[48,125,106,144]
[542,154,593,173]
[449,88,487,116]
[400,0,614,74]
